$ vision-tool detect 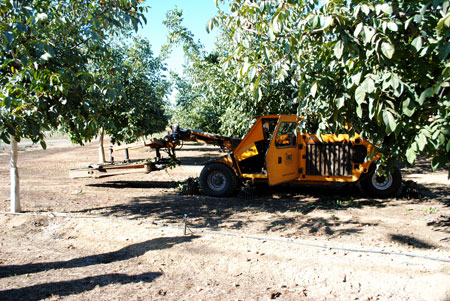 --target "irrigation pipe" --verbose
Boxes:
[1,211,449,263]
